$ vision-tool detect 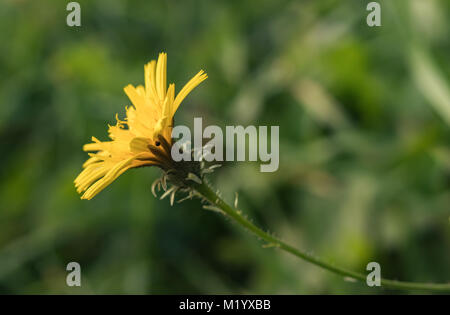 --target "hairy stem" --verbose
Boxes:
[193,181,450,292]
